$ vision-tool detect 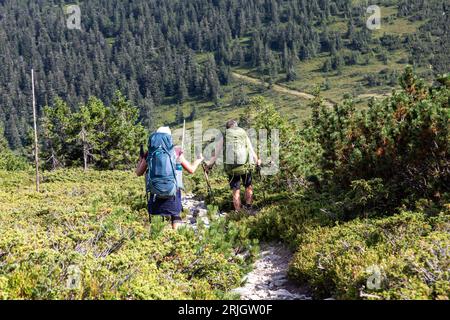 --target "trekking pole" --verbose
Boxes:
[256,164,266,203]
[181,119,186,151]
[202,162,215,204]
